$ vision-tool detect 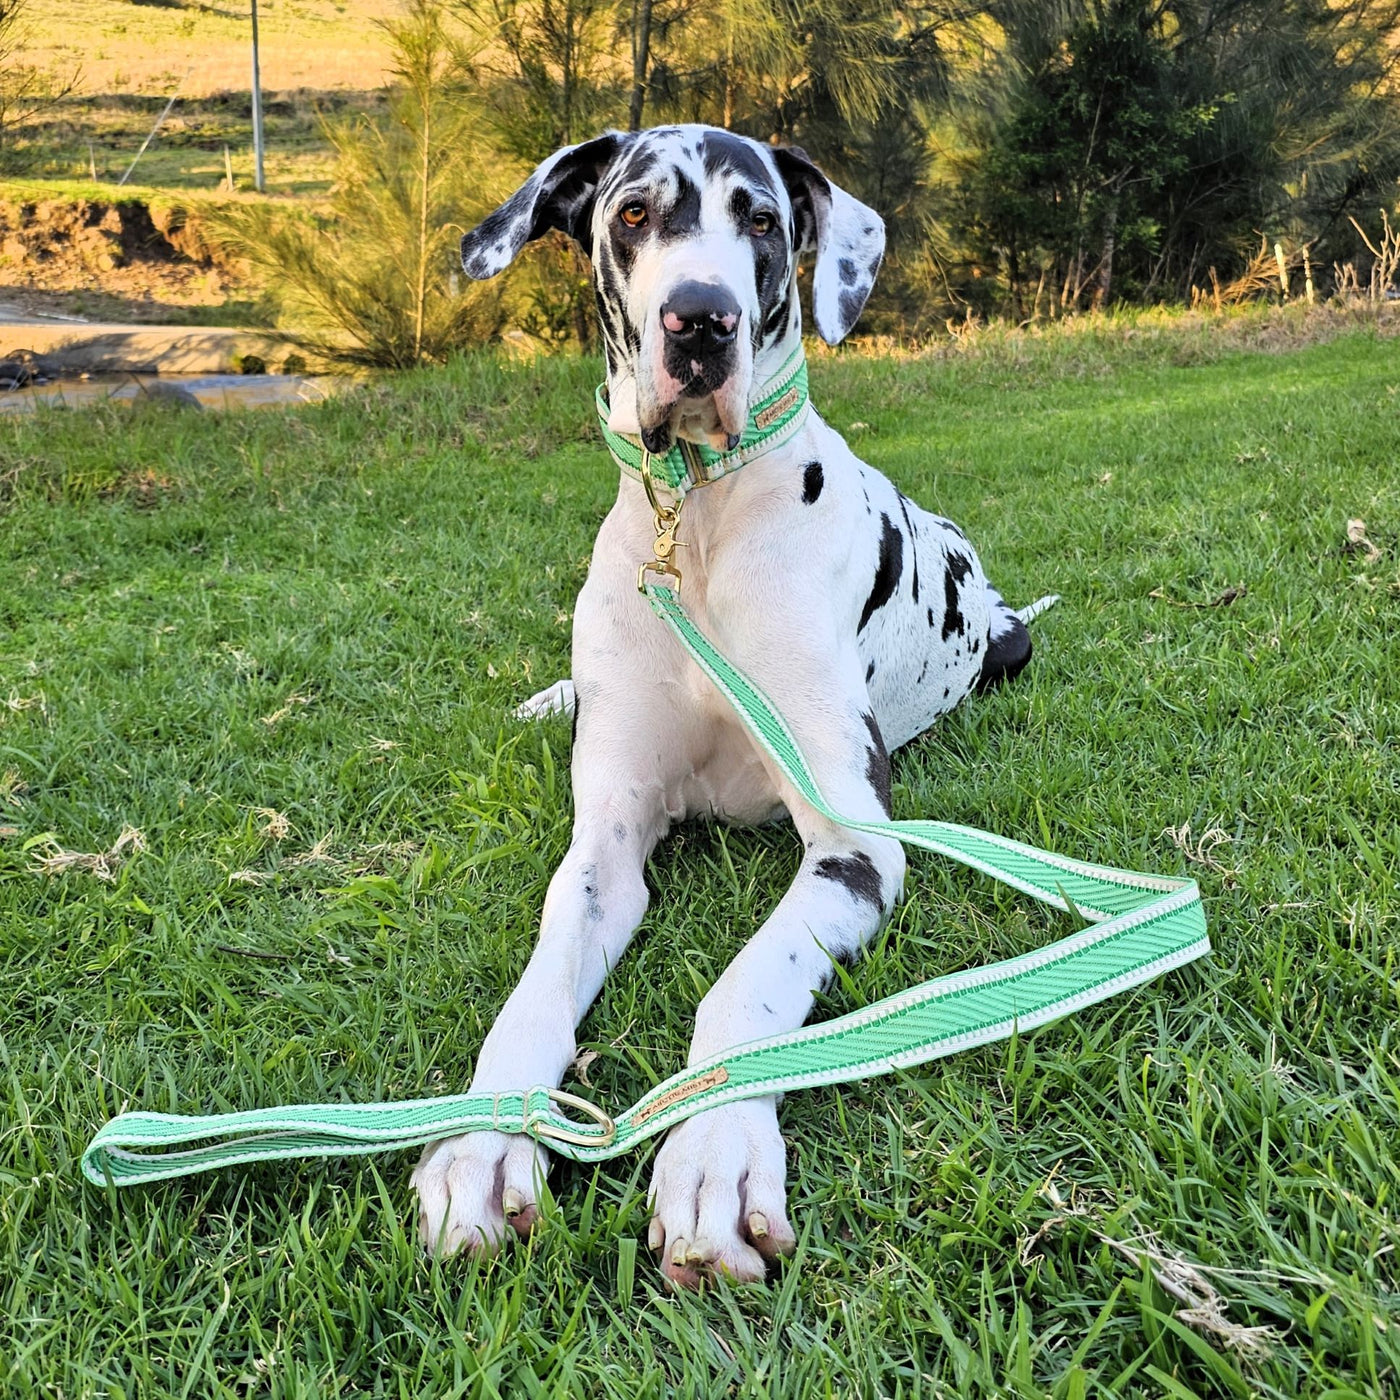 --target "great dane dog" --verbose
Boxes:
[413,124,1052,1288]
